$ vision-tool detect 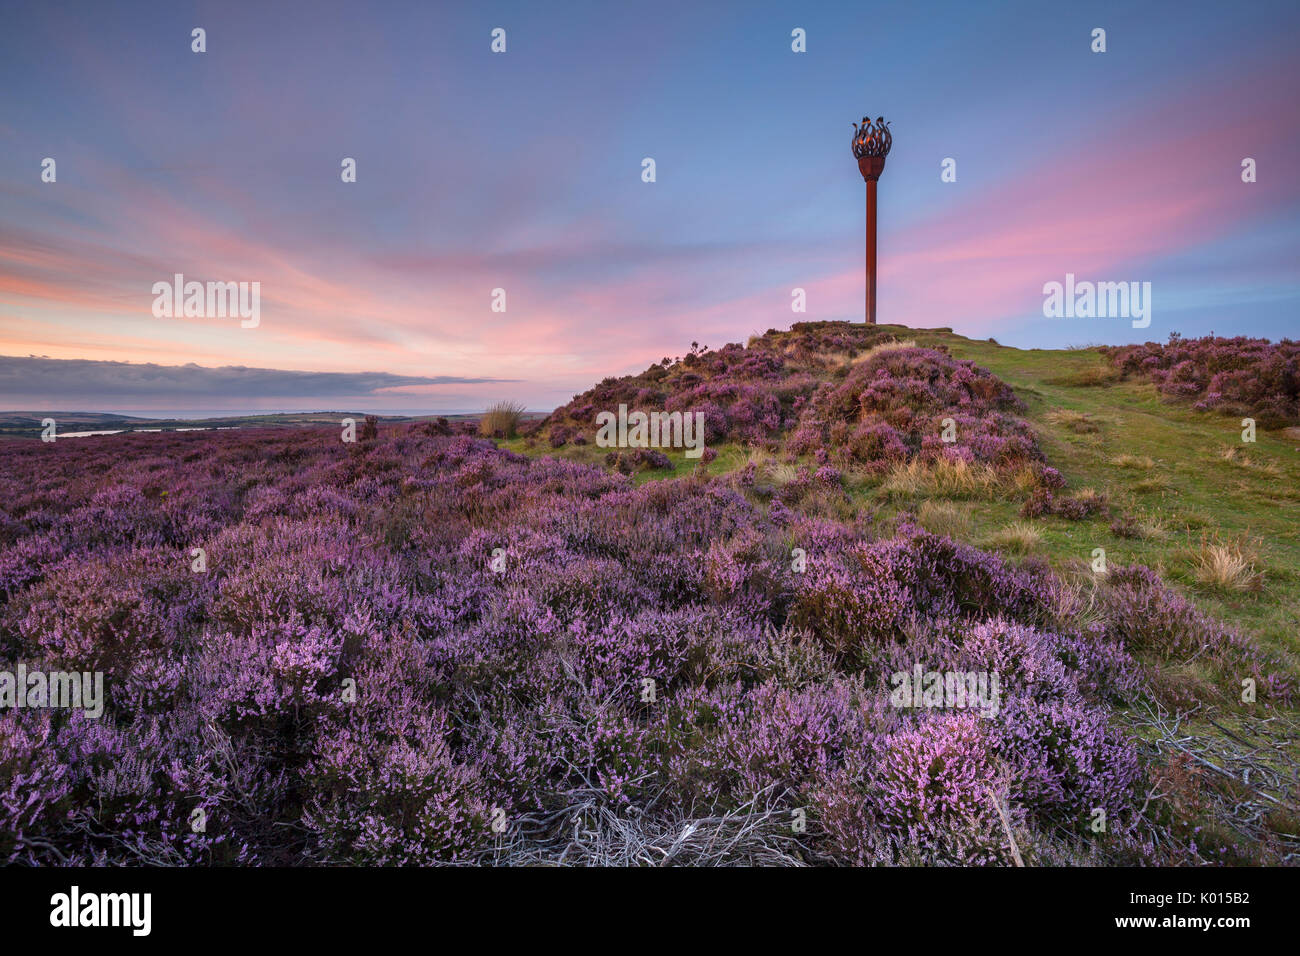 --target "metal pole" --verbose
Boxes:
[852,115,890,325]
[866,178,877,325]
